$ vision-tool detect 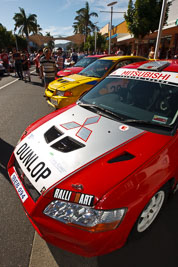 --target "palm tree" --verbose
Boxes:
[73,2,98,41]
[35,24,43,35]
[13,7,38,50]
[45,32,55,49]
